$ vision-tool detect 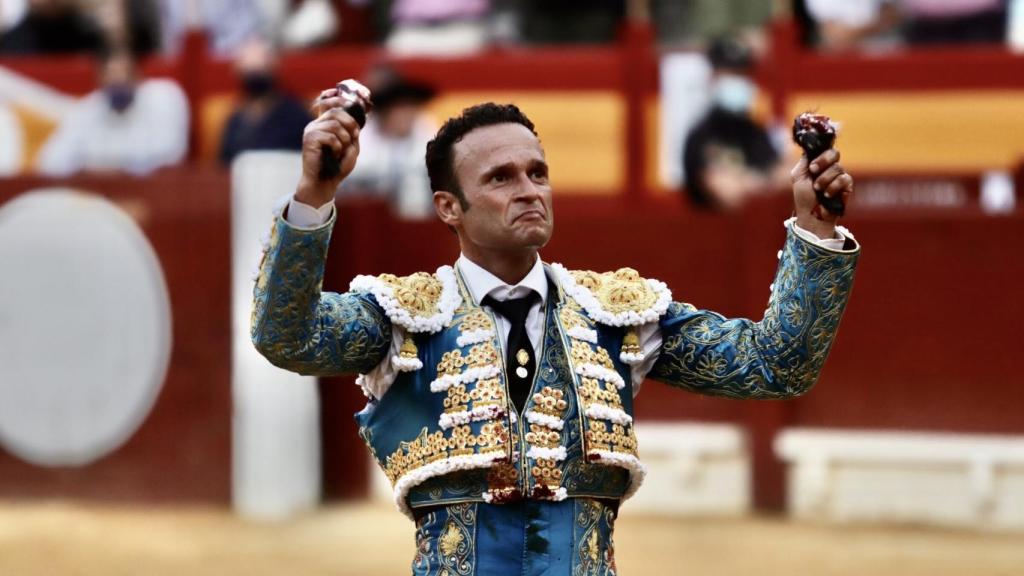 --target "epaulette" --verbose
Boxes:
[350,266,461,372]
[549,263,672,366]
